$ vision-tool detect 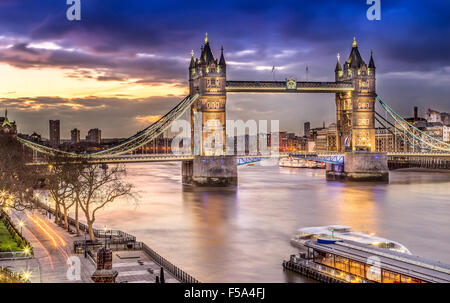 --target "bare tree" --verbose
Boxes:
[45,158,79,231]
[72,164,134,240]
[0,135,39,211]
